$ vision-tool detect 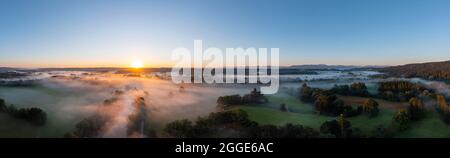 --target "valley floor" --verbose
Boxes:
[234,93,450,138]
